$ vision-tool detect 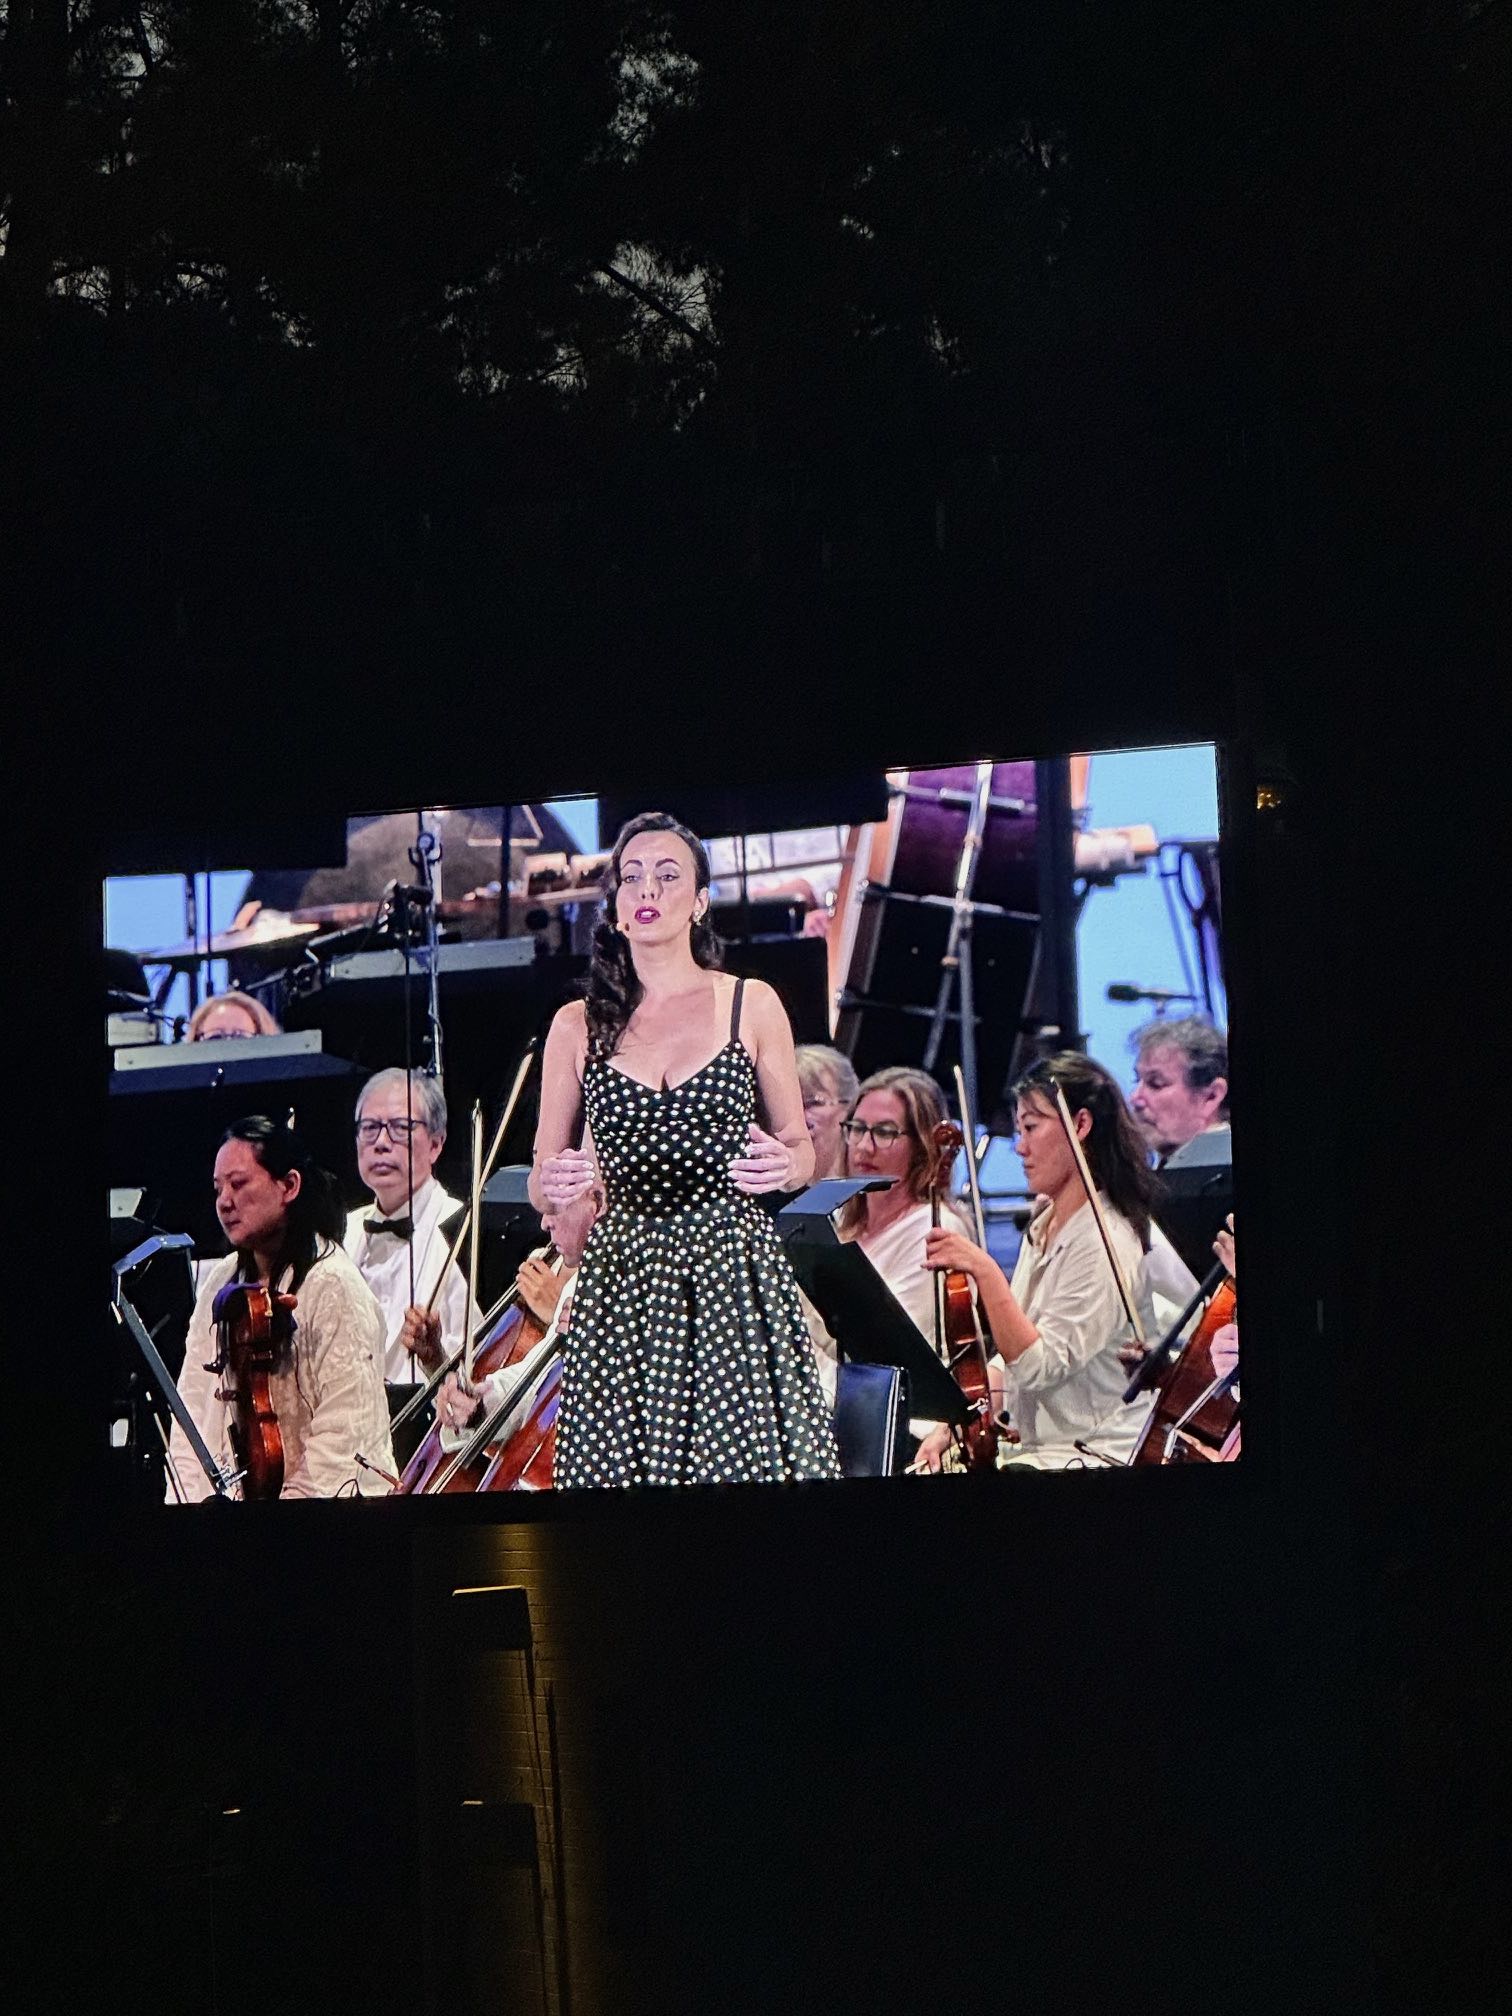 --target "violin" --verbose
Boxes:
[208,1280,296,1501]
[926,1121,1001,1472]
